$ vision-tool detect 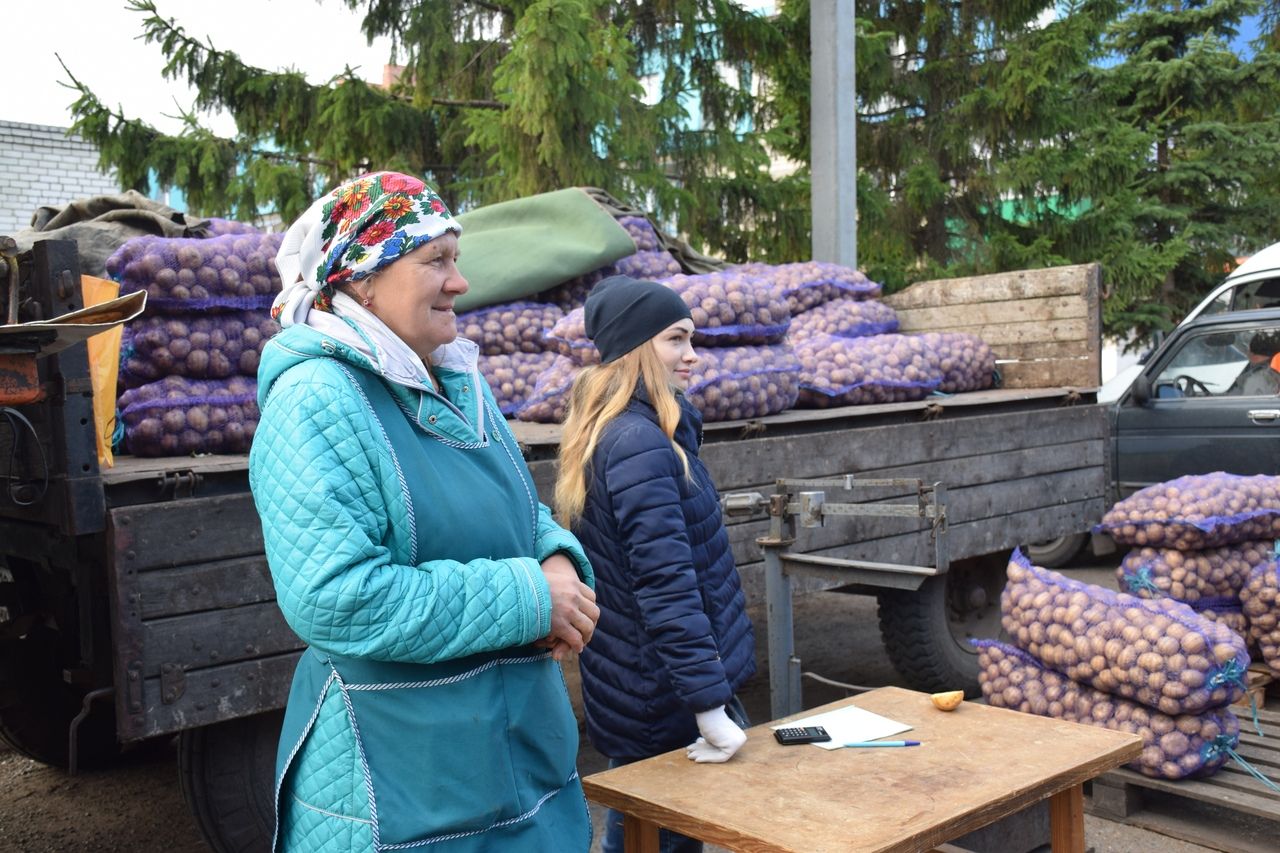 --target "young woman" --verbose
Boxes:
[555,274,756,853]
